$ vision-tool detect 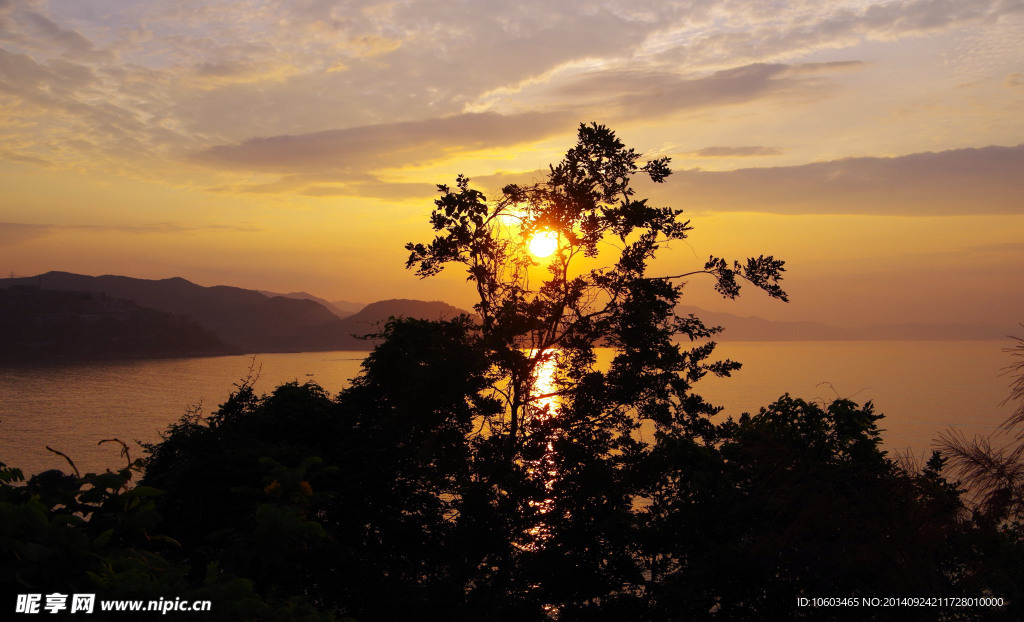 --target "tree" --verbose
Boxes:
[142,325,495,620]
[404,122,788,614]
[641,396,970,619]
[939,330,1024,522]
[406,122,786,455]
[936,330,1024,616]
